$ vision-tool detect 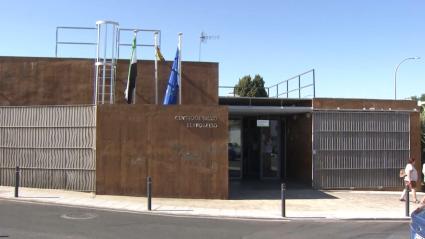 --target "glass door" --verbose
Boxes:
[228,120,242,179]
[259,120,280,179]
